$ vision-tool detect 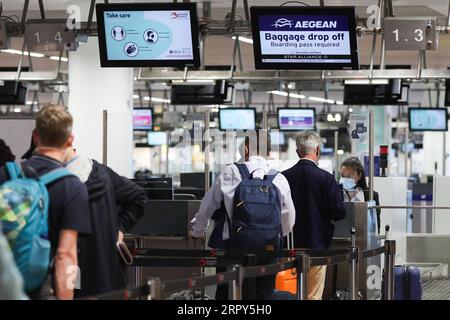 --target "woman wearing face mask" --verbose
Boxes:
[339,156,381,234]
